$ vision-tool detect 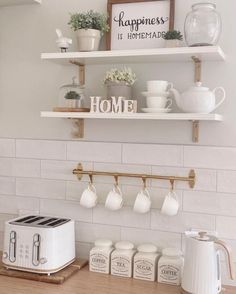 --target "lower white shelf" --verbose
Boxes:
[0,0,41,6]
[40,111,223,143]
[40,112,223,121]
